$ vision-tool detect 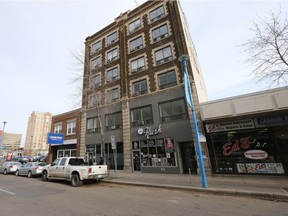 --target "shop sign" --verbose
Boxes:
[138,124,161,139]
[244,150,268,160]
[254,115,288,127]
[206,119,255,133]
[47,133,64,145]
[223,137,252,156]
